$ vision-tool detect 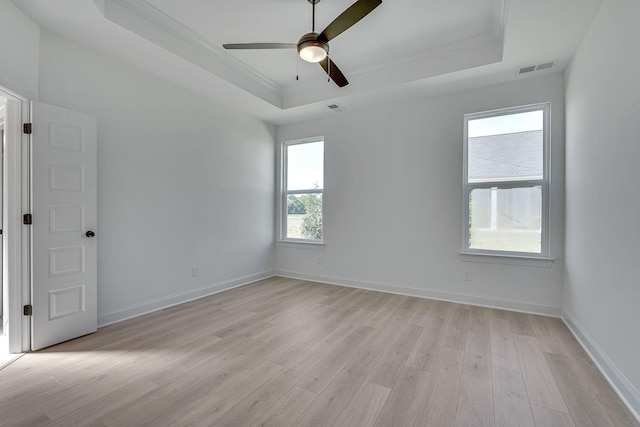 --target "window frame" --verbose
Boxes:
[280,136,325,244]
[462,103,550,258]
